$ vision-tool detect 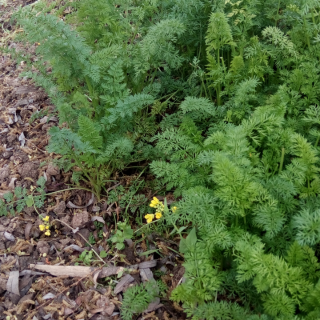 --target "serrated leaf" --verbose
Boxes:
[3,192,13,203]
[37,176,46,189]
